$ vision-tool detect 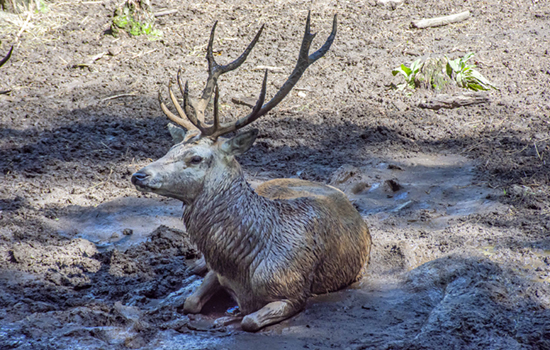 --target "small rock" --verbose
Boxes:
[384,179,402,192]
[388,164,403,171]
[108,46,122,56]
[392,100,408,111]
[351,182,369,194]
[160,318,190,333]
[123,228,133,236]
[187,318,214,331]
[377,0,403,10]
